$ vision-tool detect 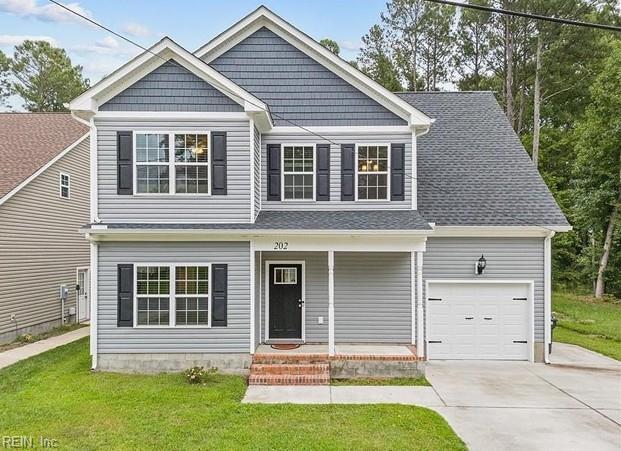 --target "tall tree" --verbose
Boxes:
[573,40,621,297]
[4,40,89,112]
[0,50,10,108]
[419,3,456,90]
[358,25,403,91]
[454,0,493,90]
[320,38,340,55]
